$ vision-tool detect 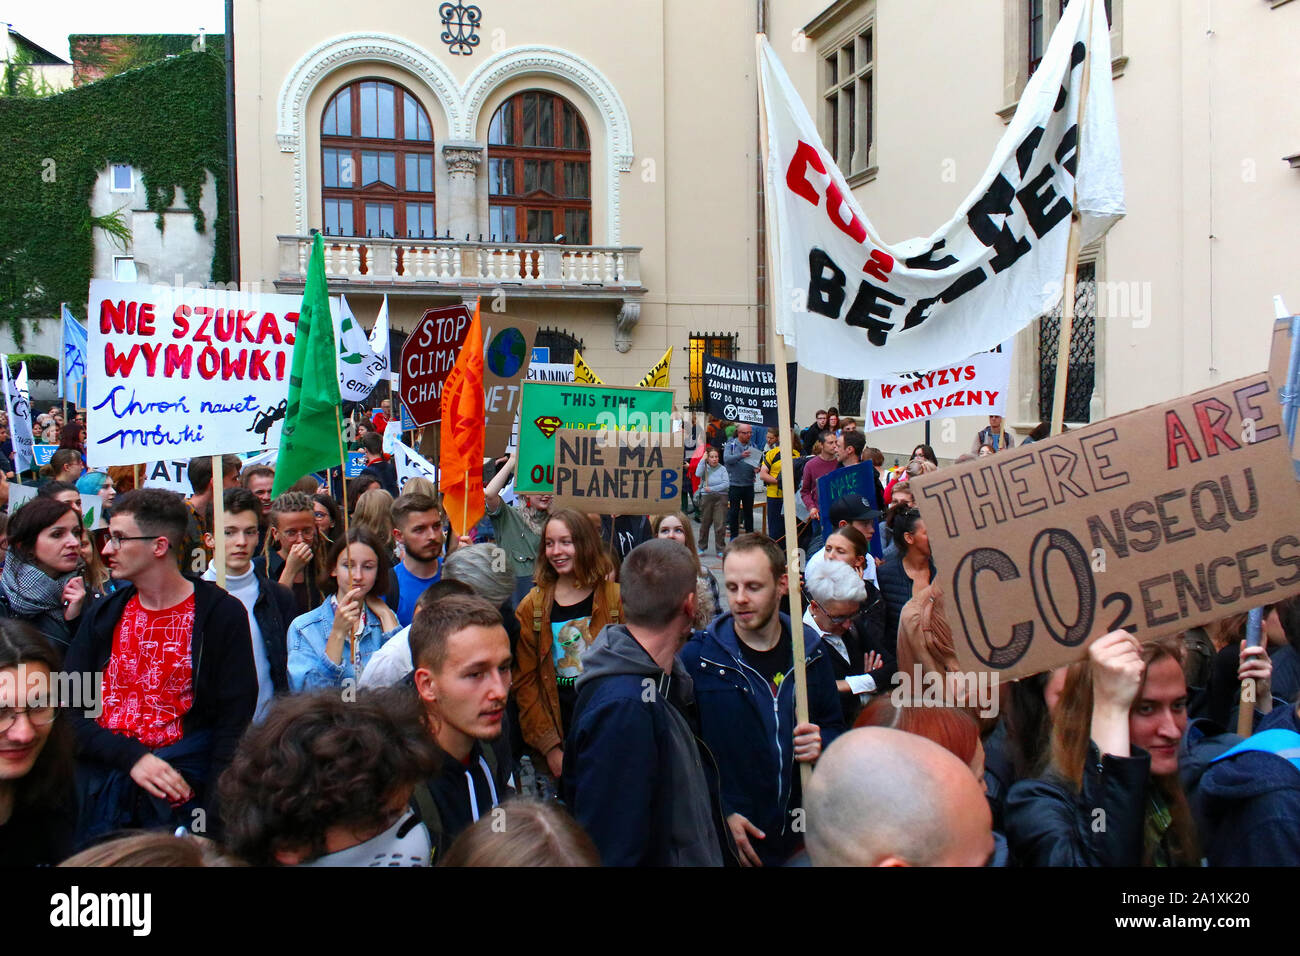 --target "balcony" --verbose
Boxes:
[275,234,644,300]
